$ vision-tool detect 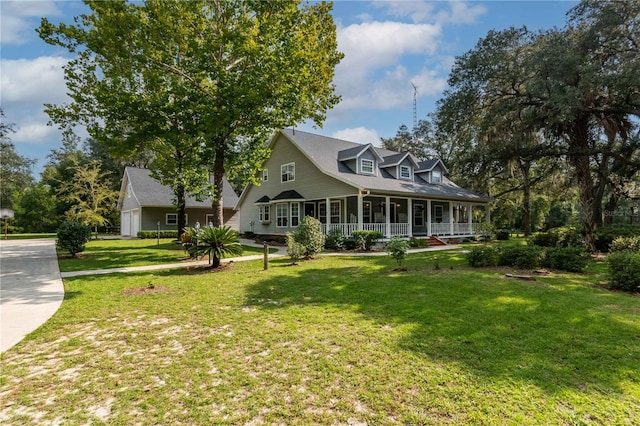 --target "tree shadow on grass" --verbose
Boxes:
[245,254,640,396]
